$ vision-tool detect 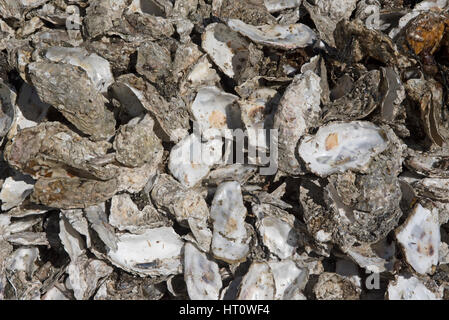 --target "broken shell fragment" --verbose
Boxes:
[201,23,249,79]
[387,275,442,300]
[396,203,440,275]
[227,19,316,49]
[298,121,389,177]
[184,242,222,300]
[237,262,275,300]
[113,115,163,168]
